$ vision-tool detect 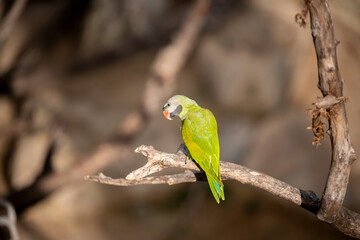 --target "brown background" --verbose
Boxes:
[0,0,359,239]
